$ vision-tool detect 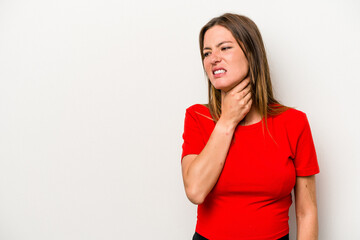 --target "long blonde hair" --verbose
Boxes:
[199,13,290,132]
